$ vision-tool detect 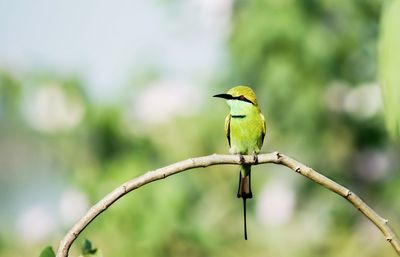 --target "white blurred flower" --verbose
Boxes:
[16,204,56,243]
[133,78,203,125]
[355,150,392,182]
[24,83,85,132]
[193,0,232,28]
[343,83,382,119]
[356,218,381,247]
[256,178,296,227]
[325,82,382,120]
[325,81,350,113]
[59,187,89,226]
